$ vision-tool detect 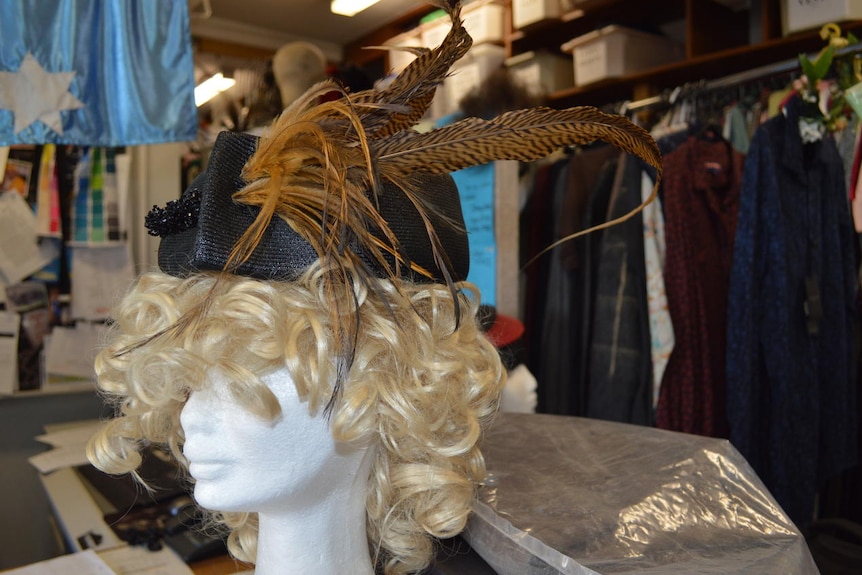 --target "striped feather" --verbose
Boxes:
[349,0,471,139]
[374,106,661,175]
[373,105,664,268]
